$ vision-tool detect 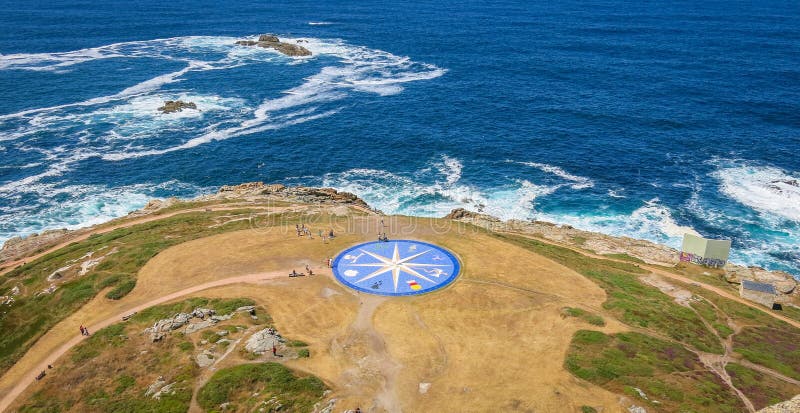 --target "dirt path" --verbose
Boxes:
[0,271,288,413]
[353,295,402,413]
[505,231,800,329]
